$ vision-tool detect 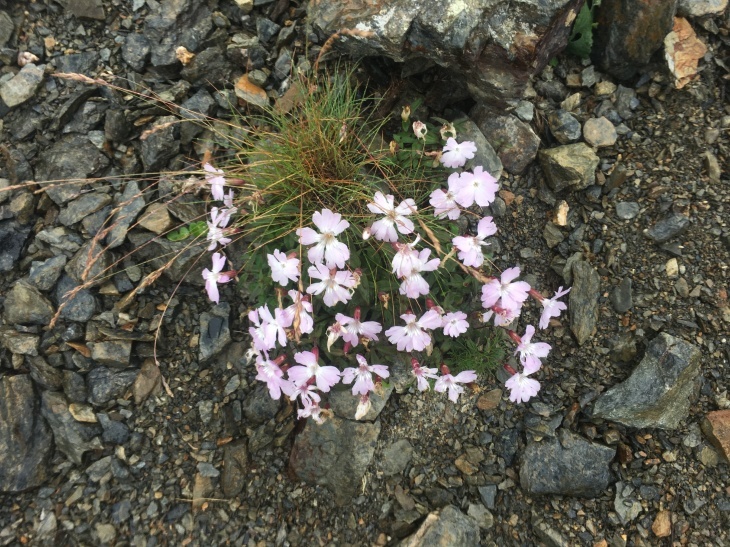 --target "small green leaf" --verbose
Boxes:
[189,221,208,238]
[166,226,190,241]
